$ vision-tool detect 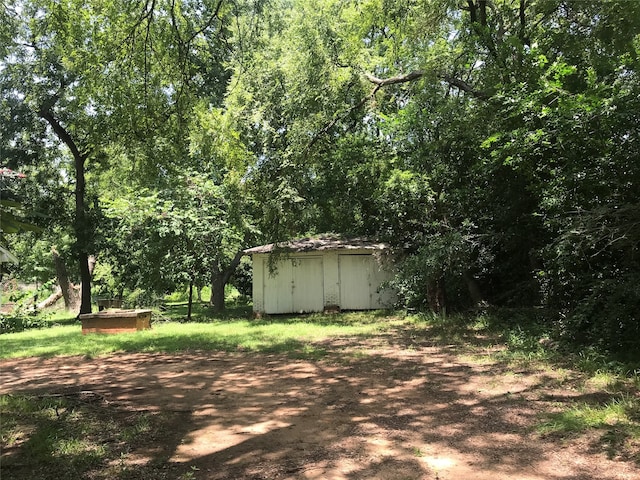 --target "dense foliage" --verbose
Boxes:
[2,0,638,359]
